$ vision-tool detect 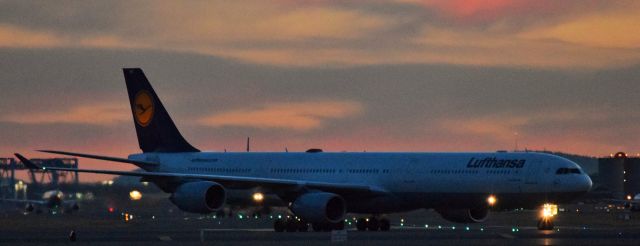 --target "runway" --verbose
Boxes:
[1,212,640,245]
